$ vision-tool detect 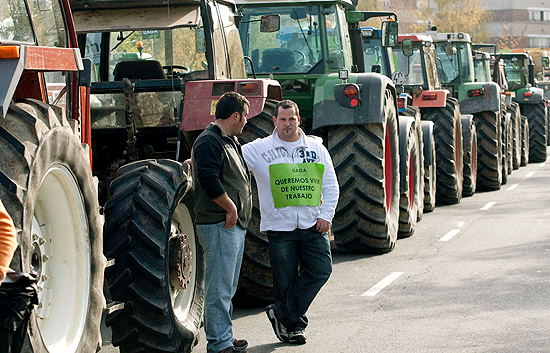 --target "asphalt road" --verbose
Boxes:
[102,150,550,353]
